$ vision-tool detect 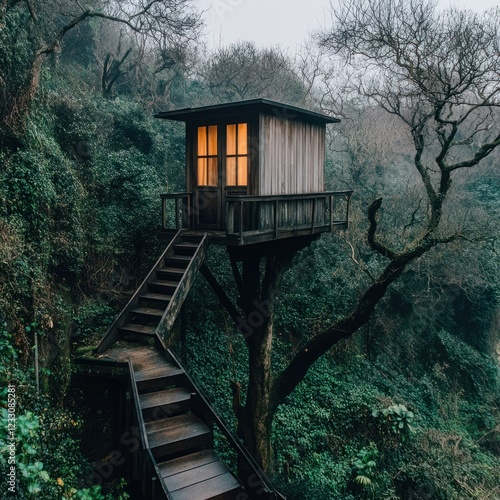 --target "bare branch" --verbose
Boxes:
[367,198,398,259]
